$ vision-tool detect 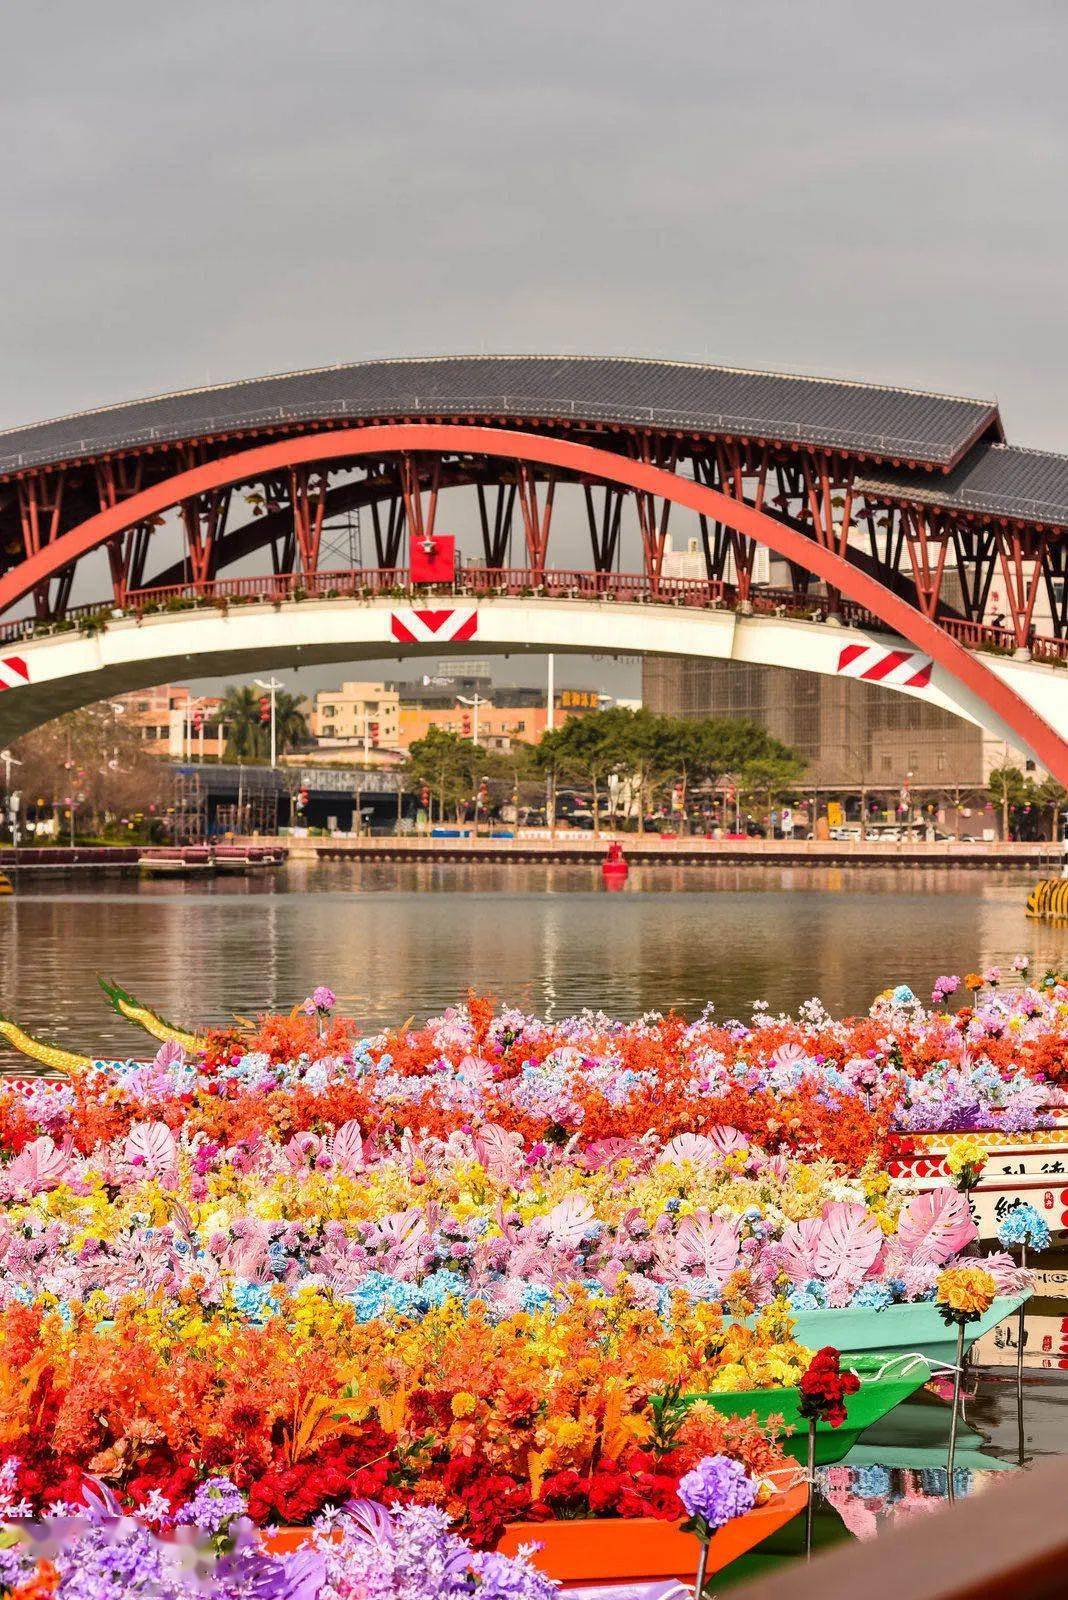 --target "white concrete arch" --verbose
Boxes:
[0,595,1065,764]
